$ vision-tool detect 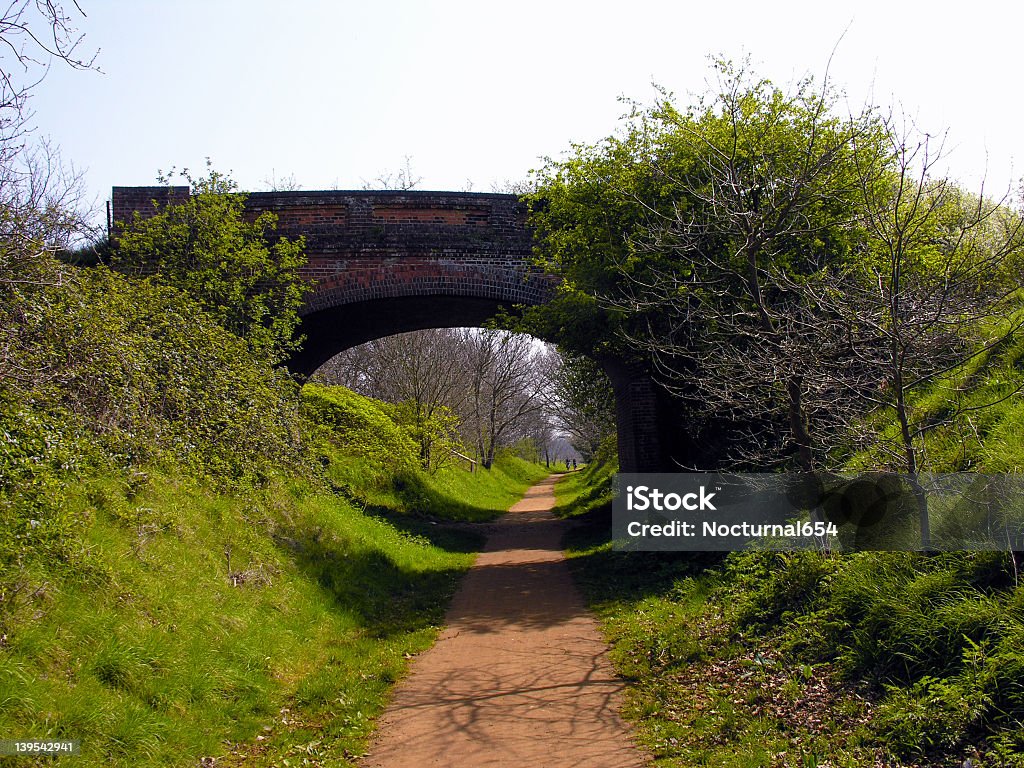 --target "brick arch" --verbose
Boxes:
[292,260,555,374]
[111,186,557,366]
[291,294,535,374]
[304,260,553,317]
